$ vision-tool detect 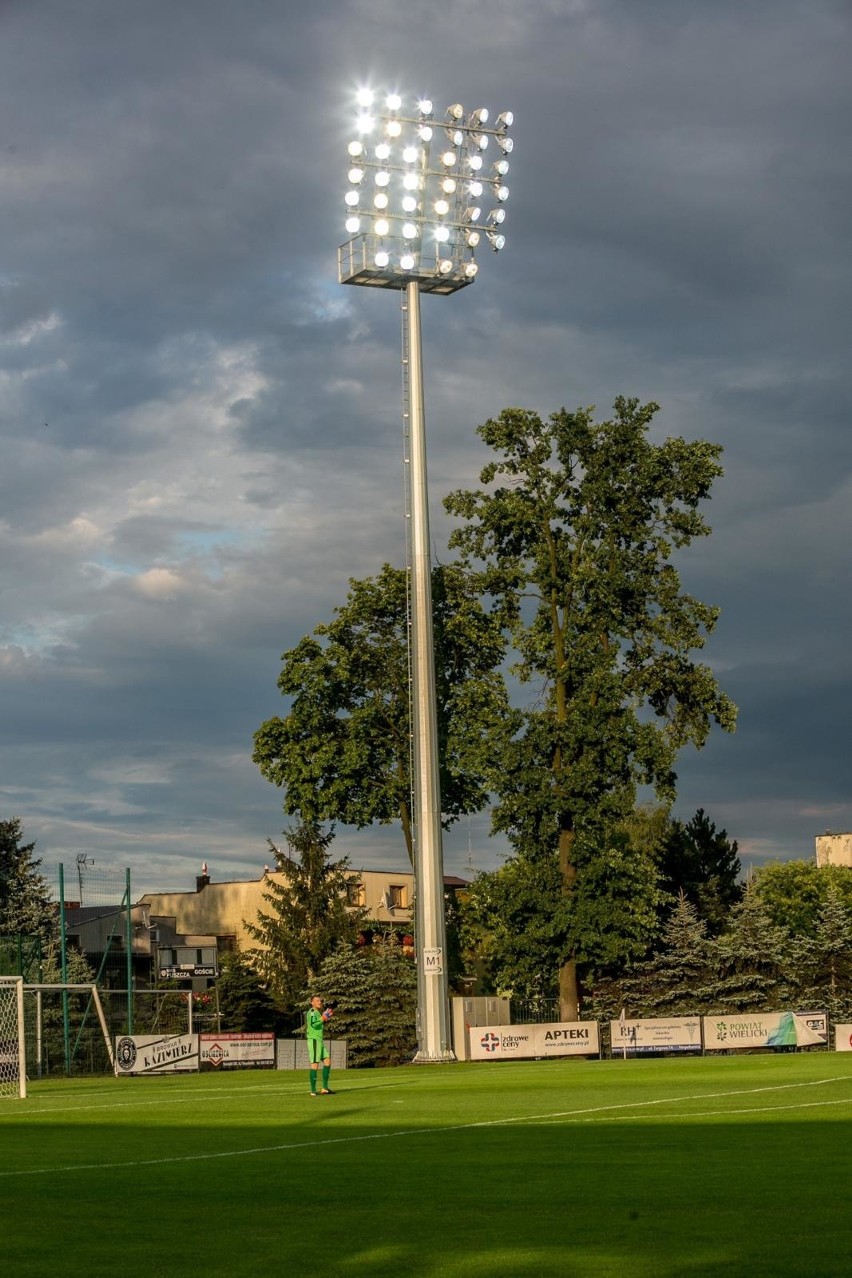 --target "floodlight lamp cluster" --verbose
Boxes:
[339,89,514,292]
